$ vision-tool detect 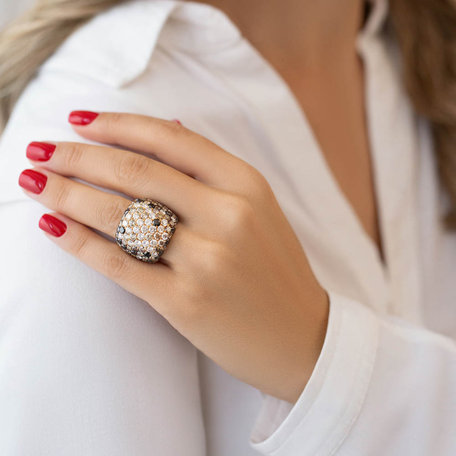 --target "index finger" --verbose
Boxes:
[68,111,261,191]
